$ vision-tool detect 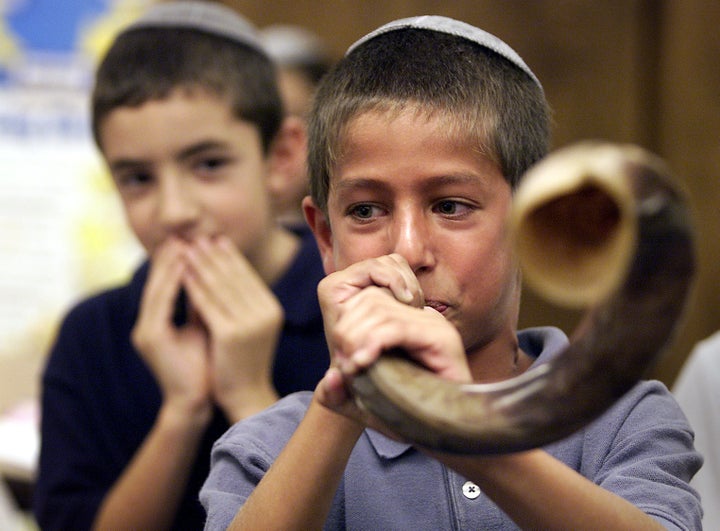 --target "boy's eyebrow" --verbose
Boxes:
[175,140,232,162]
[333,177,390,194]
[417,173,490,191]
[107,157,147,174]
[333,173,490,194]
[107,140,231,173]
